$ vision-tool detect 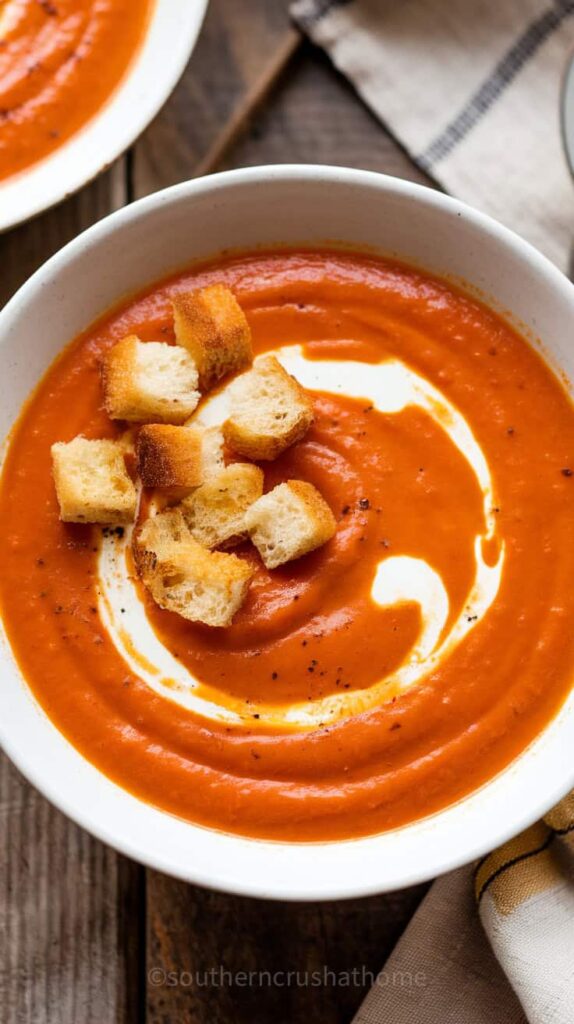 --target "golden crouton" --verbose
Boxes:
[171,285,252,391]
[181,463,264,549]
[244,480,336,569]
[132,508,189,577]
[136,425,203,490]
[134,509,254,627]
[51,436,137,525]
[183,424,225,482]
[223,355,314,461]
[101,335,199,423]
